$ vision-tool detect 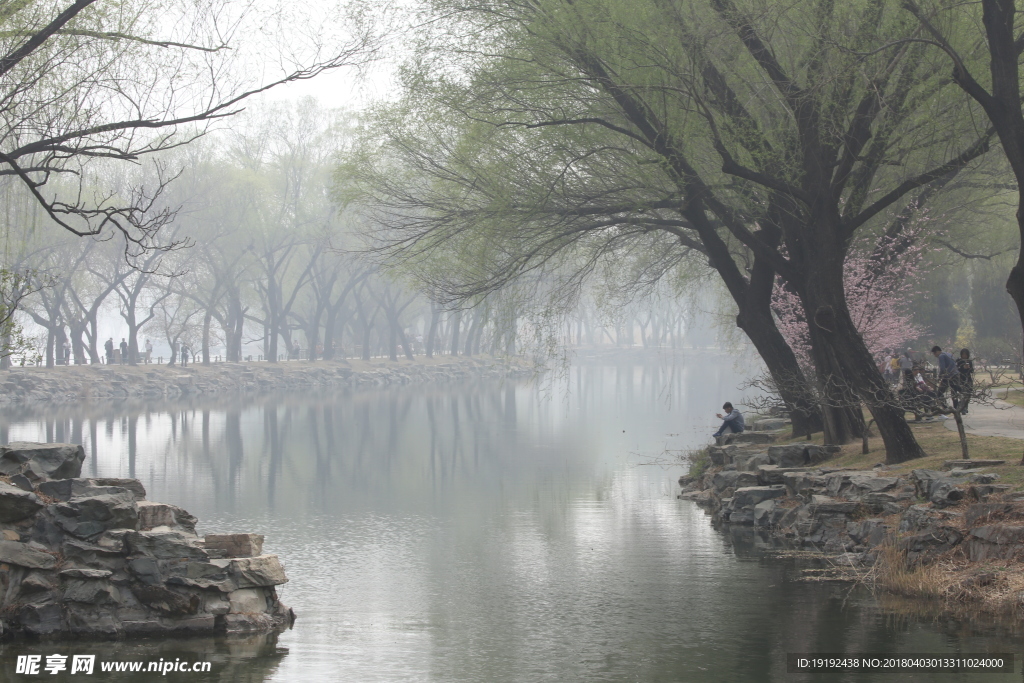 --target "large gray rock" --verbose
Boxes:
[0,442,85,480]
[89,478,146,500]
[848,518,888,547]
[725,432,777,445]
[38,479,137,502]
[767,444,832,468]
[0,540,56,569]
[711,470,758,492]
[734,452,771,472]
[825,472,900,499]
[212,555,288,588]
[781,471,828,497]
[124,530,209,561]
[966,524,1024,561]
[732,486,788,509]
[707,446,735,467]
[204,533,264,558]
[0,481,44,522]
[808,495,859,515]
[18,602,62,635]
[51,489,139,538]
[137,502,197,534]
[228,588,269,614]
